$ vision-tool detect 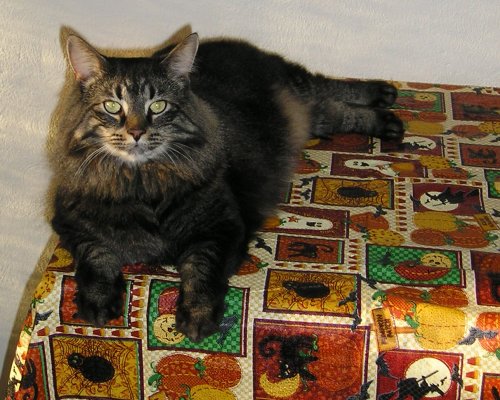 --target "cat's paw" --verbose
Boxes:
[74,279,124,326]
[368,81,399,108]
[372,109,405,141]
[175,300,223,342]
